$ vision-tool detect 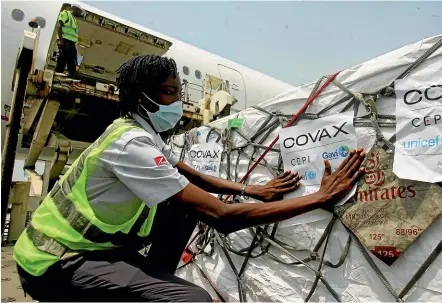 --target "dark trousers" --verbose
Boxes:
[55,38,77,78]
[17,202,208,302]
